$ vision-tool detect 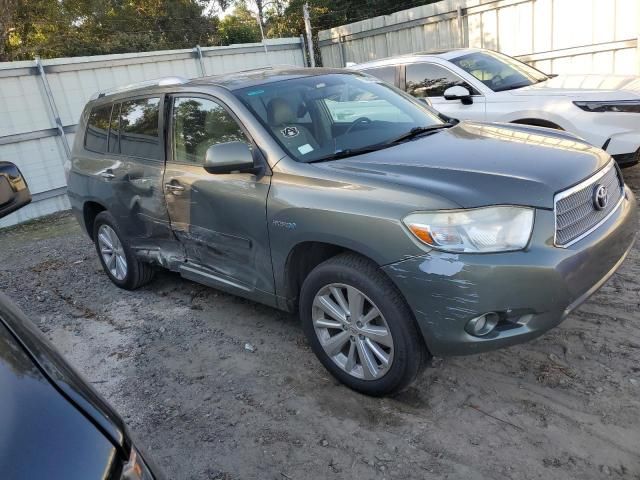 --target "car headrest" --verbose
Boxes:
[267,98,296,126]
